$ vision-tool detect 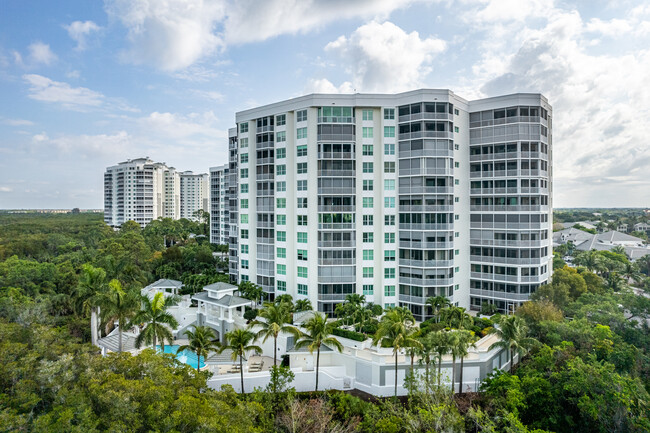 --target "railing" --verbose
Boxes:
[318,187,356,194]
[318,134,356,142]
[399,259,454,268]
[317,293,352,301]
[317,275,357,283]
[398,223,453,231]
[468,222,549,230]
[318,240,356,248]
[318,223,355,230]
[318,116,355,124]
[399,241,453,249]
[398,186,453,195]
[399,277,453,286]
[398,131,453,140]
[318,205,355,212]
[397,167,453,176]
[469,288,530,301]
[257,157,274,165]
[470,272,518,282]
[469,205,549,212]
[399,205,453,212]
[470,255,545,265]
[469,239,547,247]
[398,149,454,159]
[398,112,452,122]
[318,258,356,266]
[256,125,274,133]
[318,170,356,177]
[318,152,355,159]
[469,116,542,128]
